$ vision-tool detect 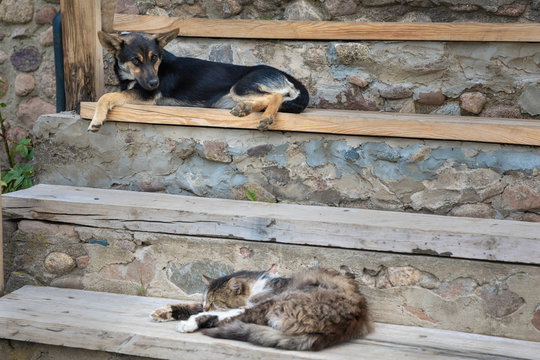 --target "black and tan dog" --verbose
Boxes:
[89,29,309,132]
